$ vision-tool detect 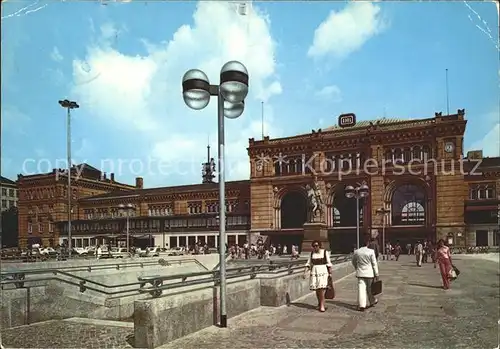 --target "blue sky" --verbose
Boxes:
[1,1,499,187]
